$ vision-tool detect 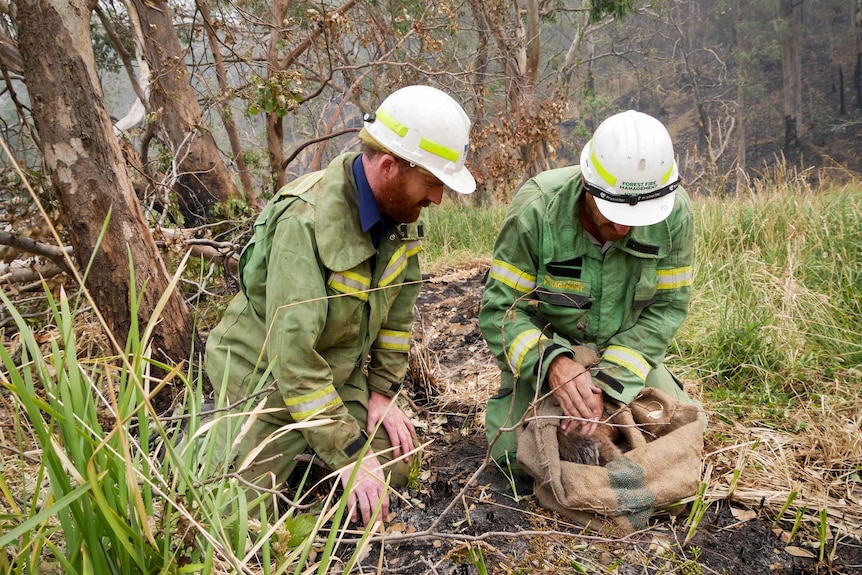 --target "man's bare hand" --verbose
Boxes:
[367,390,415,459]
[547,355,604,435]
[340,451,388,527]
